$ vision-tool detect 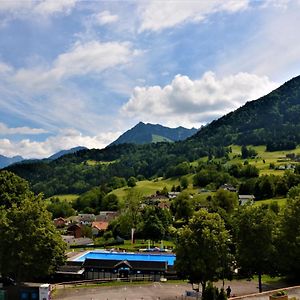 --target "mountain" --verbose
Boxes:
[191,75,300,150]
[110,122,198,145]
[0,155,23,169]
[48,146,88,160]
[6,75,300,197]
